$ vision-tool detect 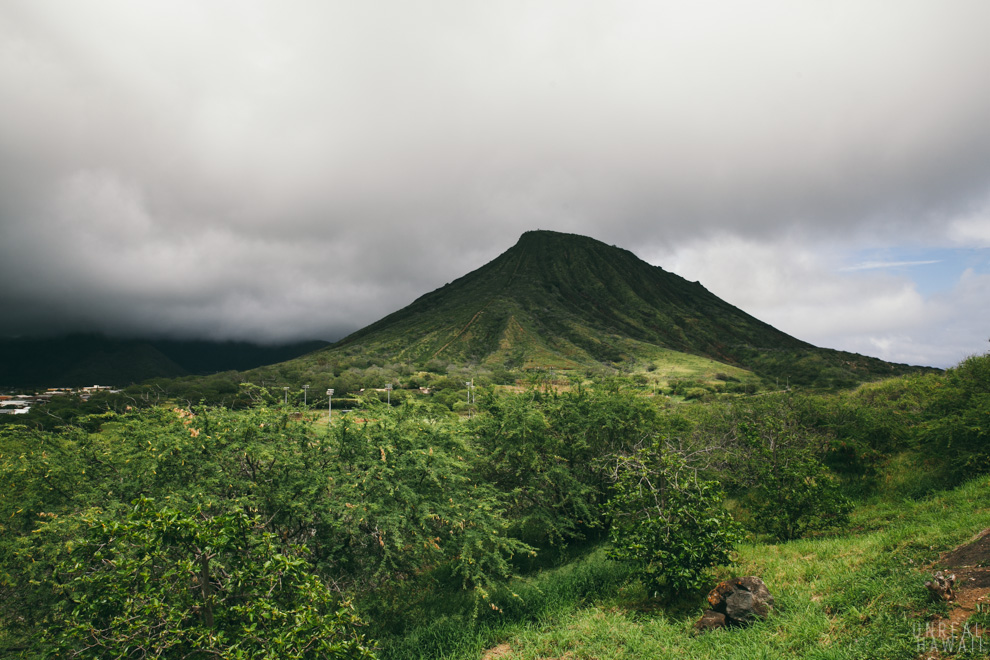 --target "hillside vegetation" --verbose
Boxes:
[0,231,967,658]
[1,352,987,658]
[244,231,928,394]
